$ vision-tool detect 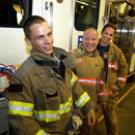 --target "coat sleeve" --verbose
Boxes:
[97,57,108,104]
[116,49,128,90]
[69,71,95,115]
[8,74,49,135]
